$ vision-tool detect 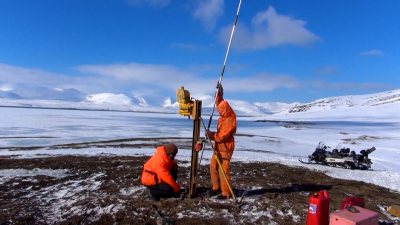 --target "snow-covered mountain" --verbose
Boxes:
[254,101,300,114]
[0,85,399,117]
[2,86,86,102]
[0,90,22,99]
[0,86,297,116]
[286,89,400,113]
